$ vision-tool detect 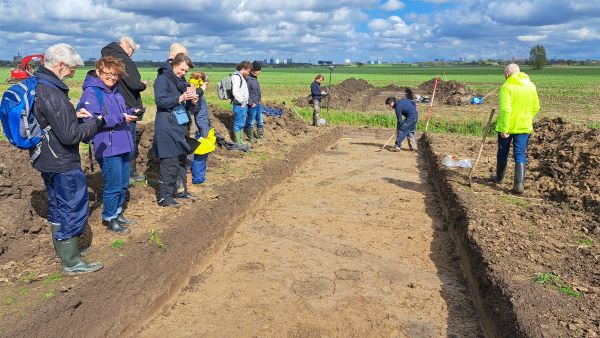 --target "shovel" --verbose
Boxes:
[468,109,495,187]
[374,132,395,152]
